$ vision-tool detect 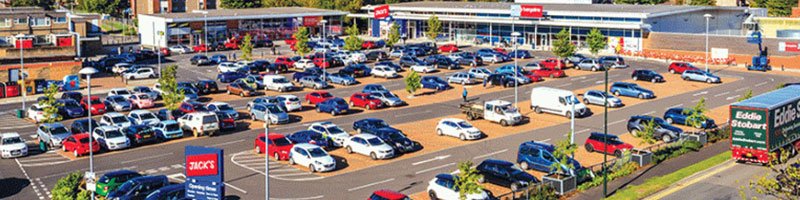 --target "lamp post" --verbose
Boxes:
[602,69,608,197]
[264,107,271,200]
[320,19,328,80]
[79,67,98,200]
[704,13,712,72]
[511,32,520,108]
[17,34,26,114]
[192,10,209,57]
